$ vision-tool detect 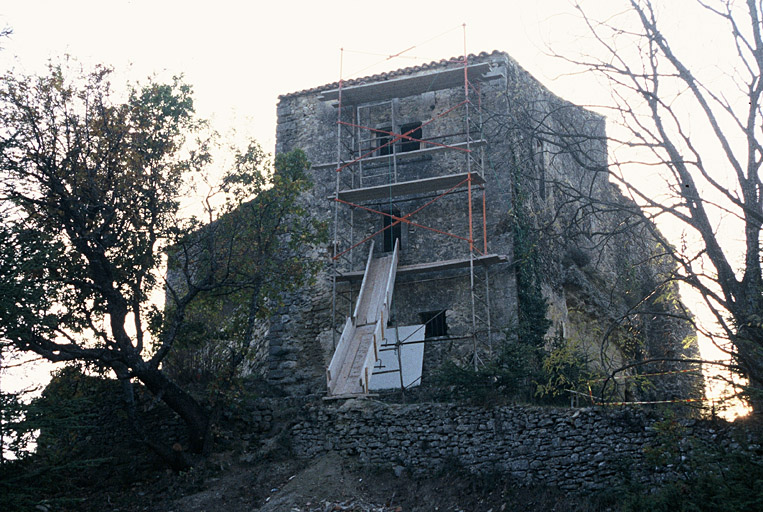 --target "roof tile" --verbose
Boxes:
[278,50,504,100]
